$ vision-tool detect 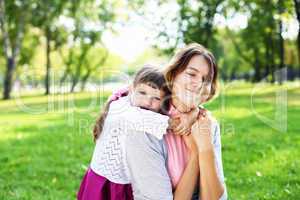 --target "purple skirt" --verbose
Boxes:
[77,168,133,200]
